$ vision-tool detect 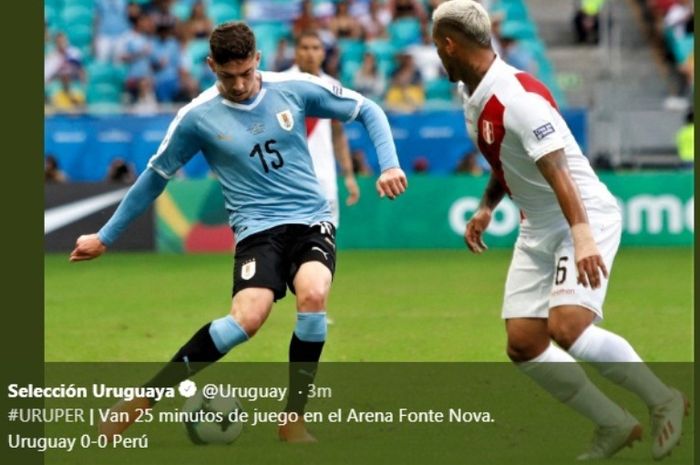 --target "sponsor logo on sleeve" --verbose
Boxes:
[533,123,555,140]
